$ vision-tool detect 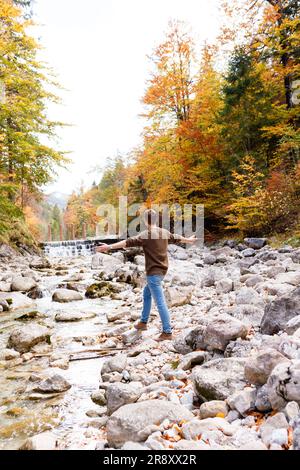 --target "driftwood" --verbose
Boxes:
[29,347,126,362]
